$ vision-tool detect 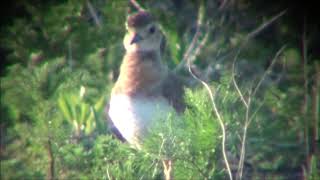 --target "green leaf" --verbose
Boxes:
[58,94,73,122]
